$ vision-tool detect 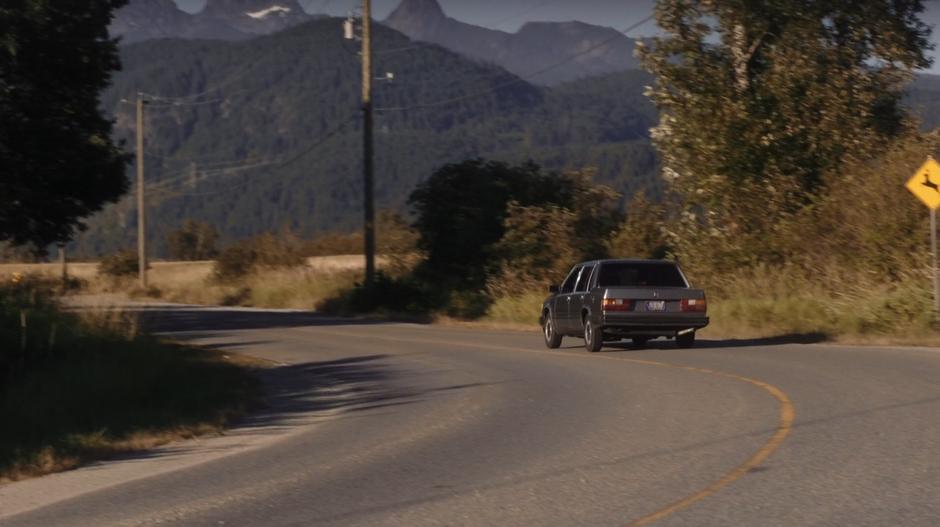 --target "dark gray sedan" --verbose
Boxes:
[540,259,709,351]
